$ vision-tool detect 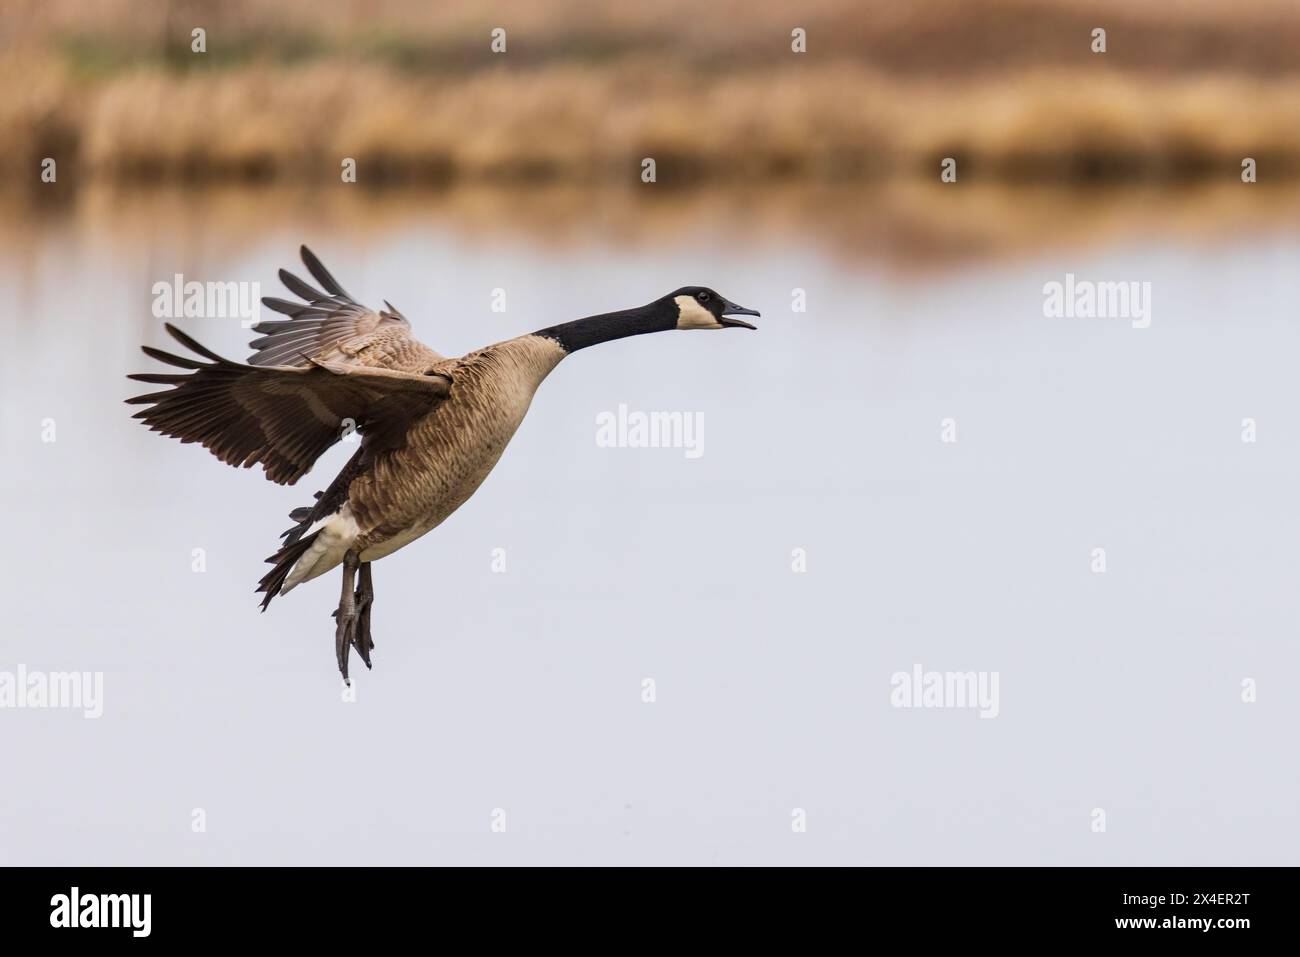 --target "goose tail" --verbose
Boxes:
[256,530,322,611]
